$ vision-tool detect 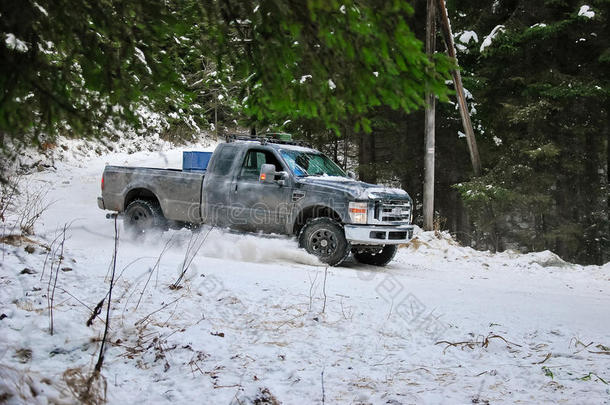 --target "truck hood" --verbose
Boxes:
[298,176,411,201]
